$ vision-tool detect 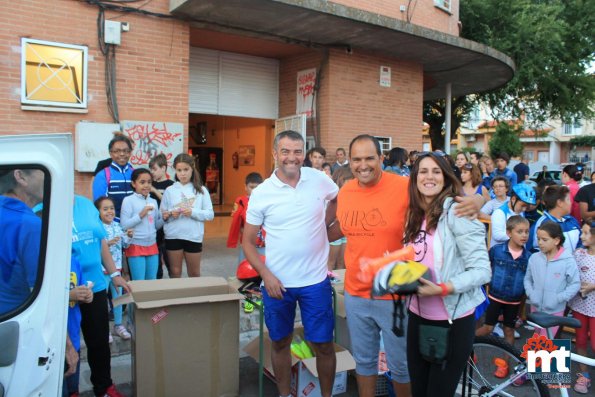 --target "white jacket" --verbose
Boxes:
[434,197,492,320]
[161,182,214,243]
